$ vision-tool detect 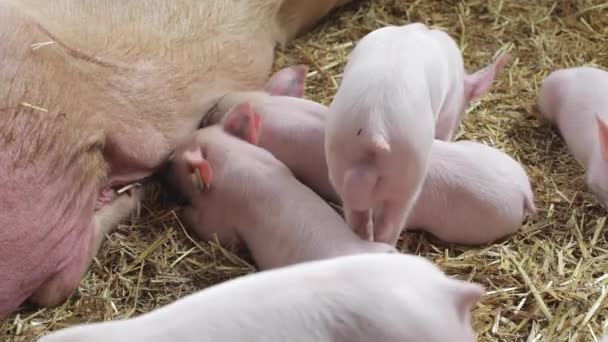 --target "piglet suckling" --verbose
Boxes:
[212,65,339,203]
[537,66,608,207]
[38,253,483,342]
[403,140,537,245]
[245,96,337,202]
[166,103,396,270]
